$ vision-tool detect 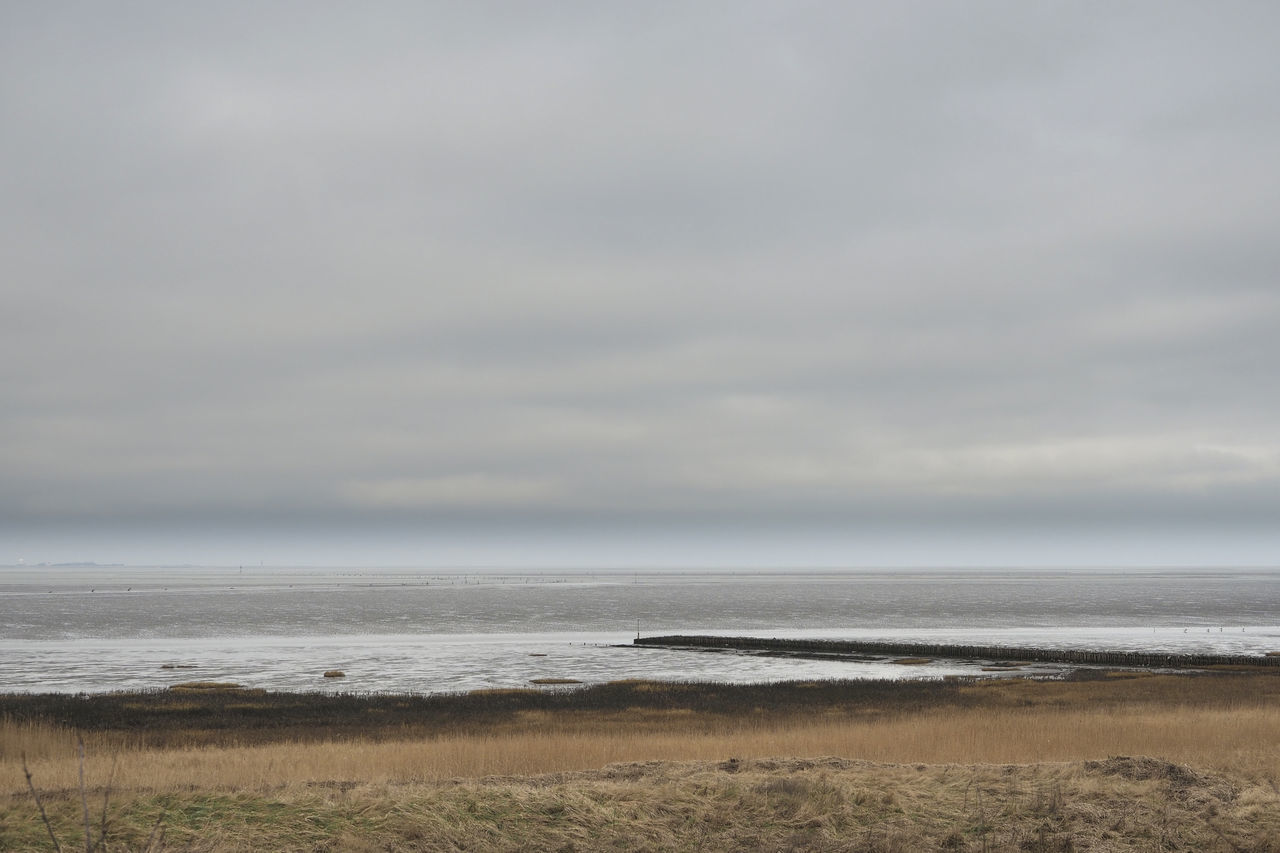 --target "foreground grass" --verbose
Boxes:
[3,671,1280,850]
[5,756,1278,851]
